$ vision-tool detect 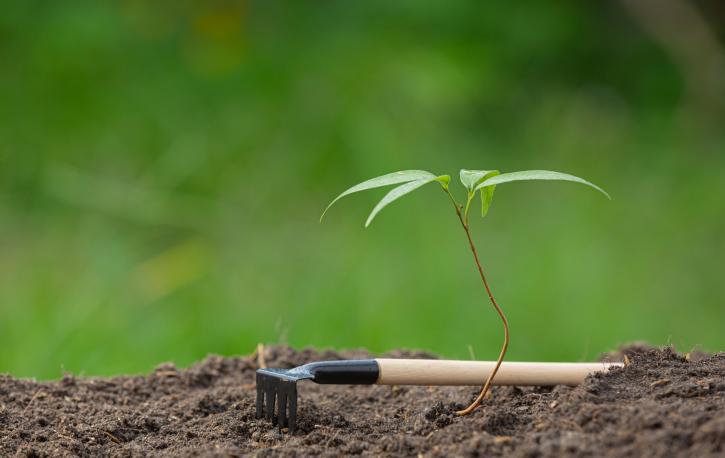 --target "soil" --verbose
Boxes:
[1,345,724,457]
